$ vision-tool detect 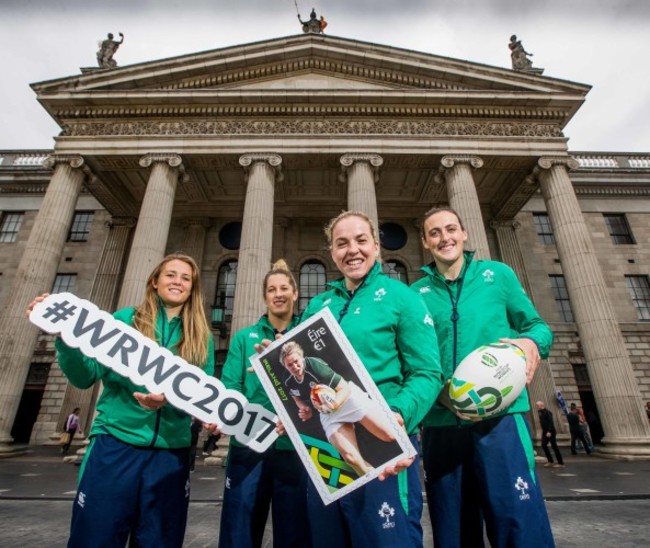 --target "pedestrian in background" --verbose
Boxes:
[536,401,564,468]
[568,405,592,455]
[61,407,81,455]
